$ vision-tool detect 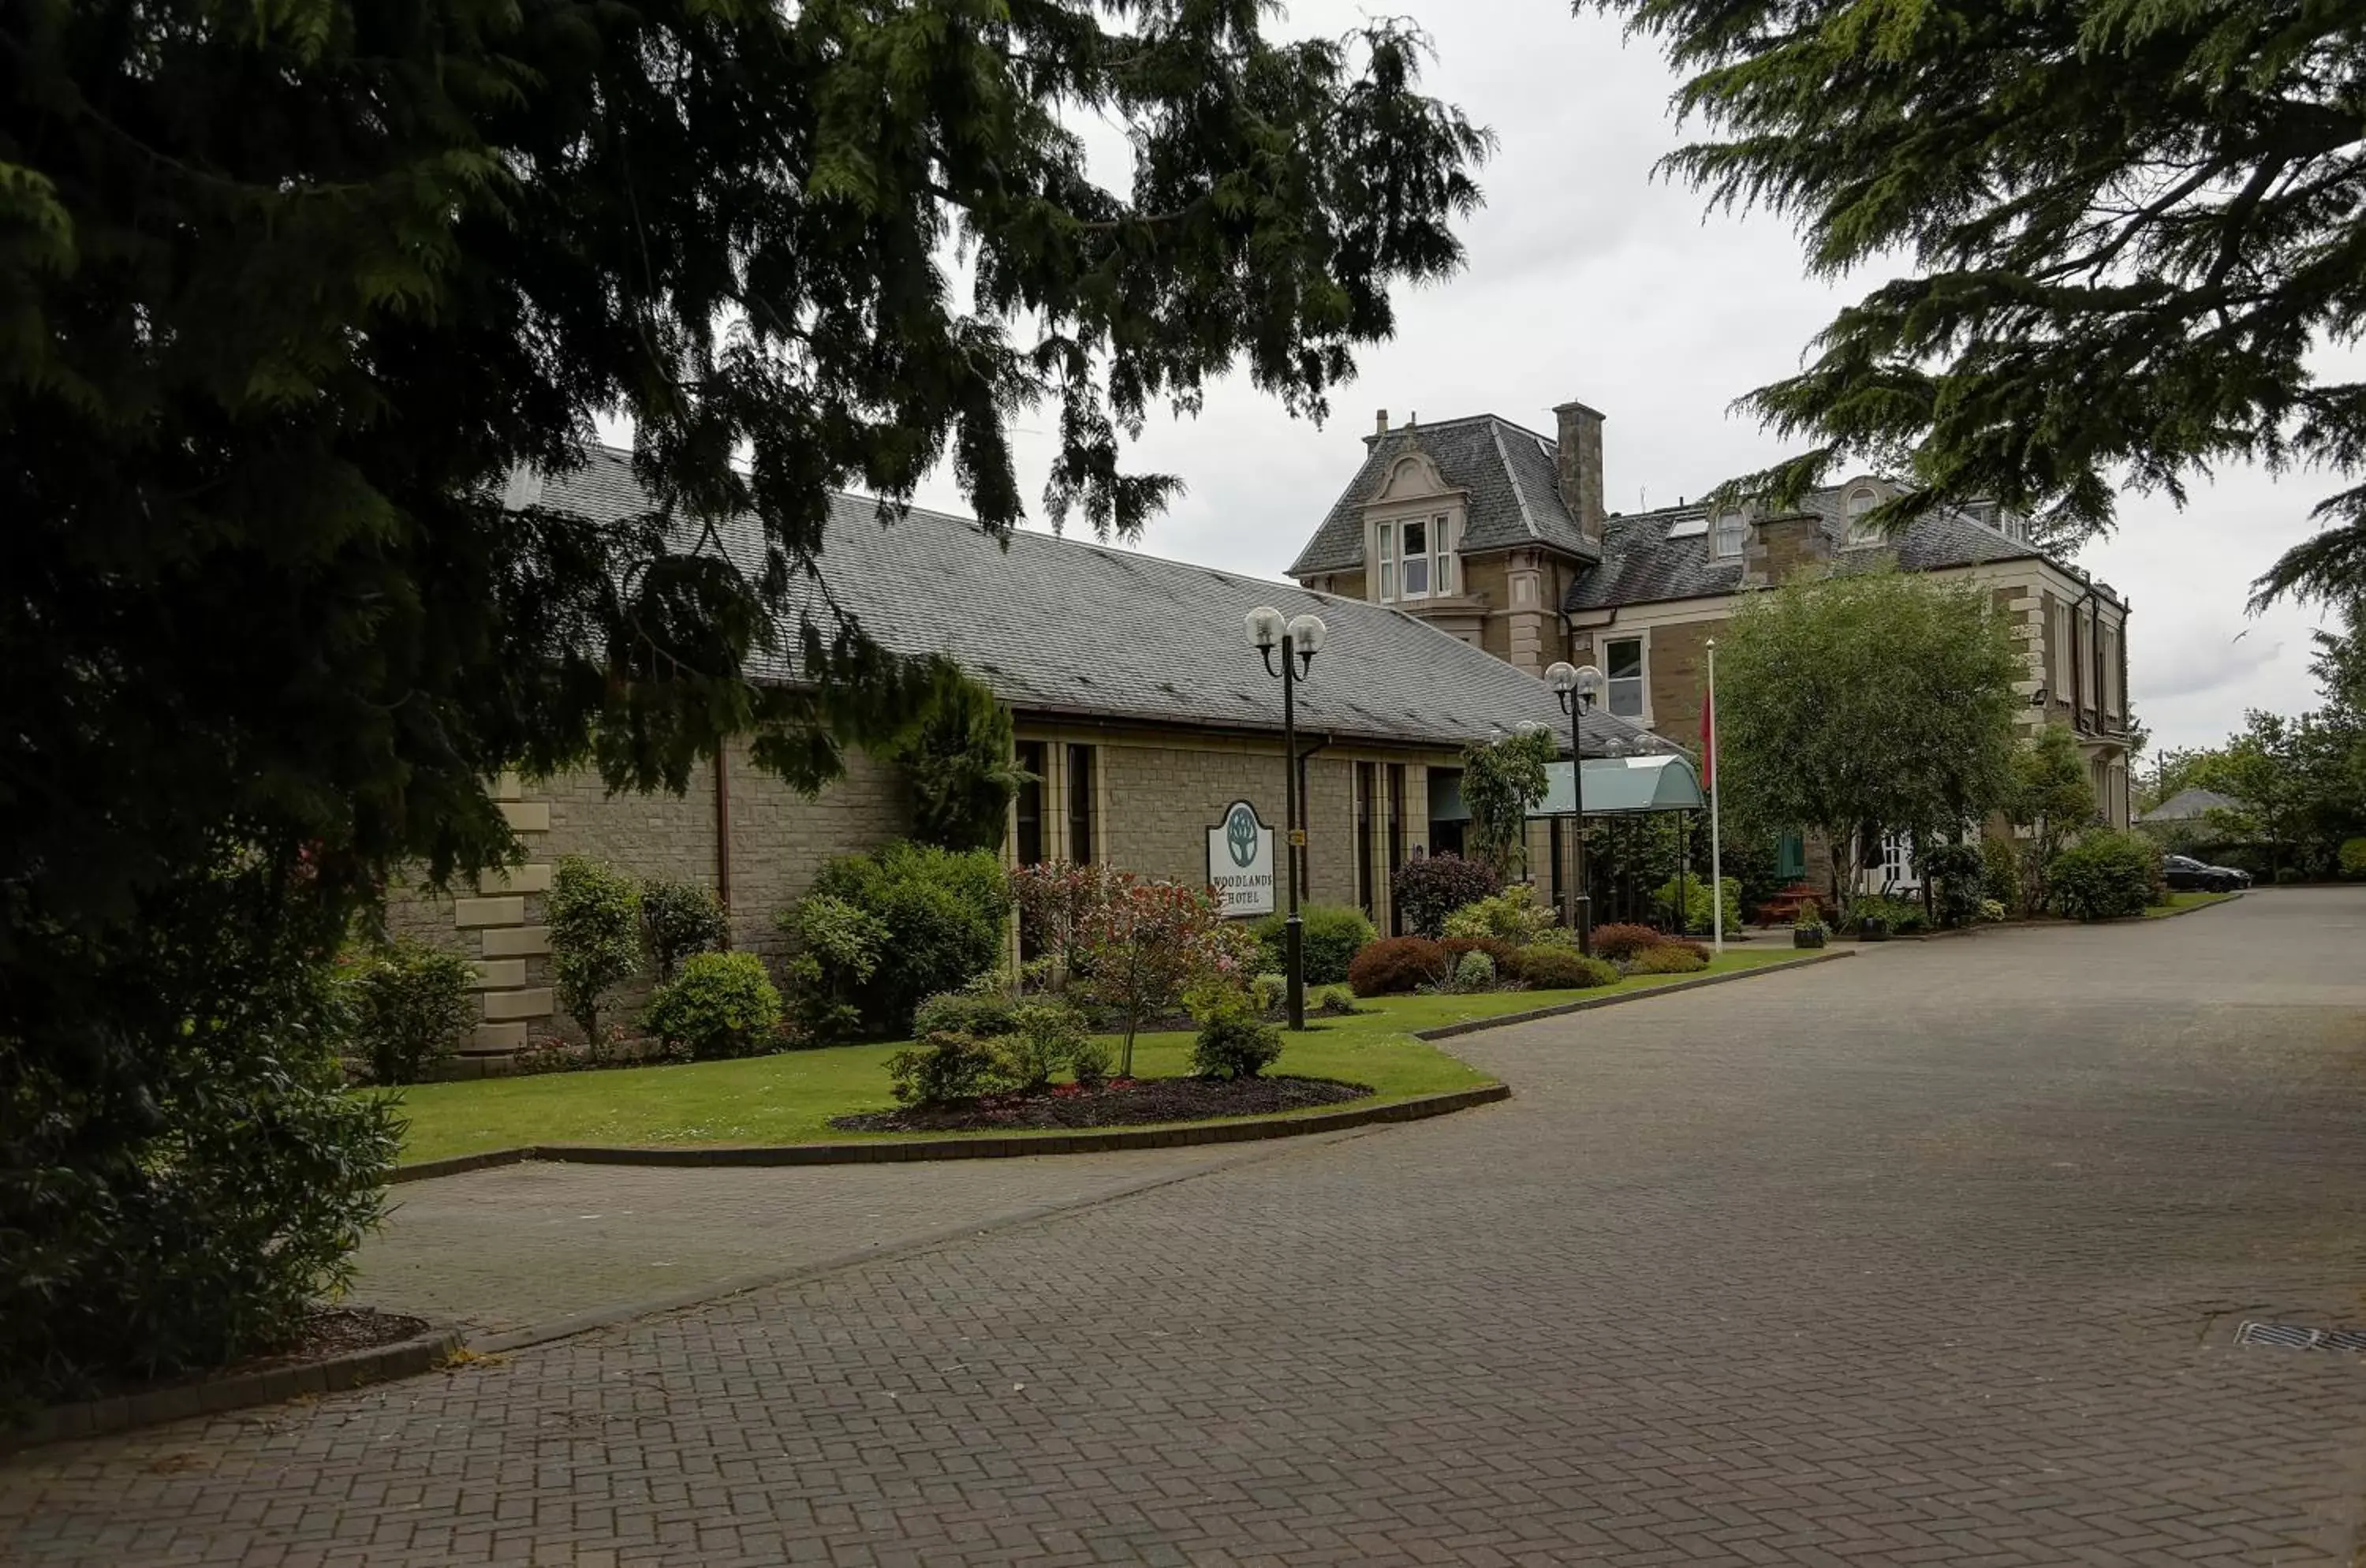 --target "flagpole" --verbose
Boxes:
[1707,638,1725,957]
